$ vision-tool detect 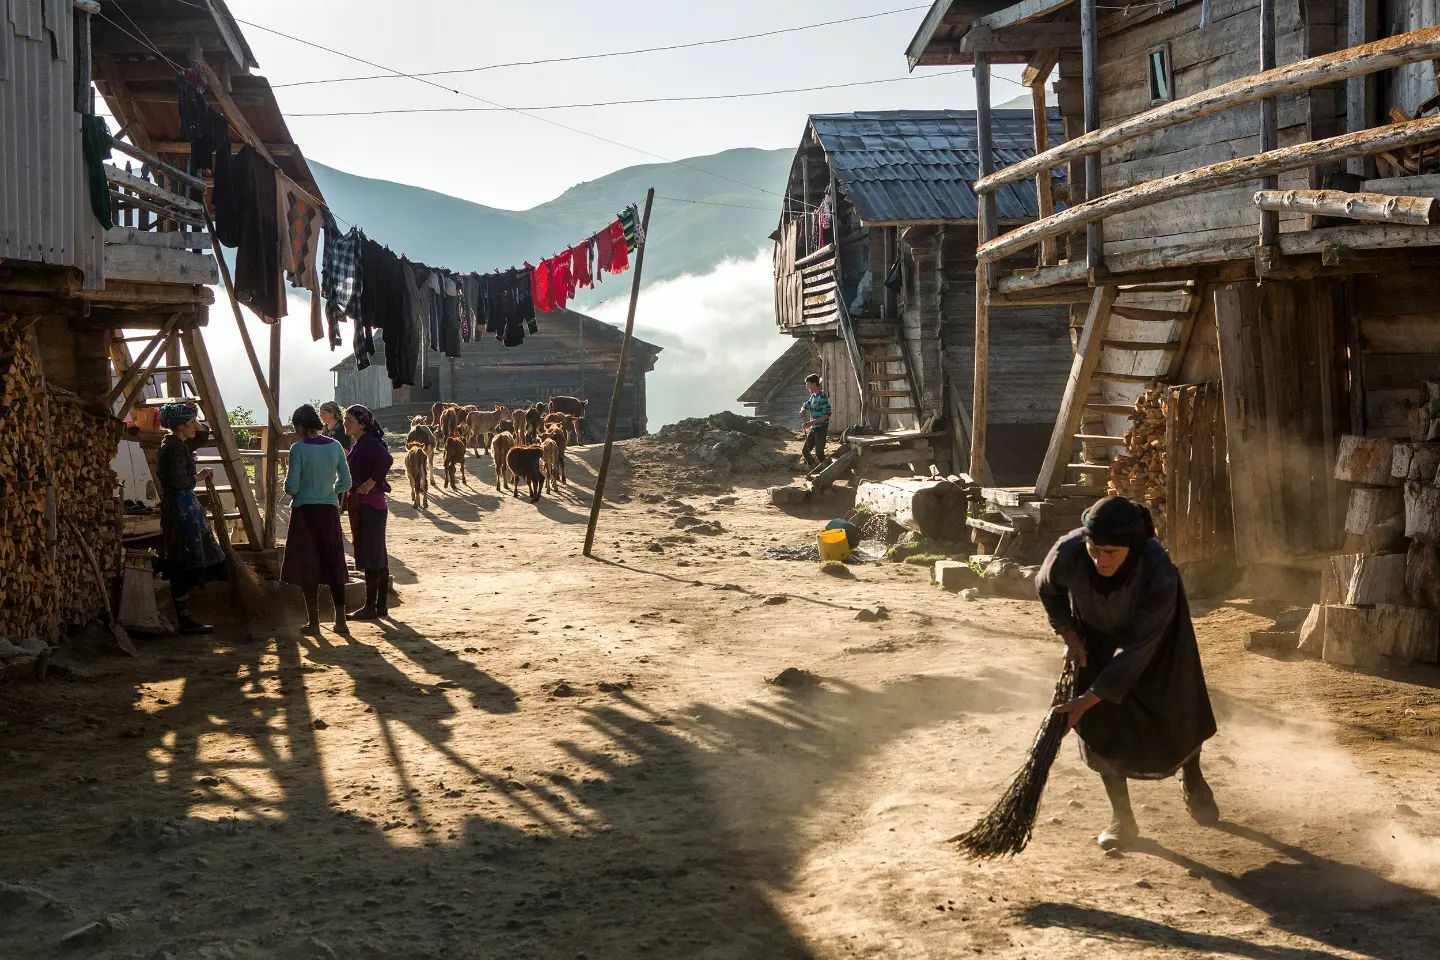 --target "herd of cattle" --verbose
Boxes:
[403,396,591,507]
